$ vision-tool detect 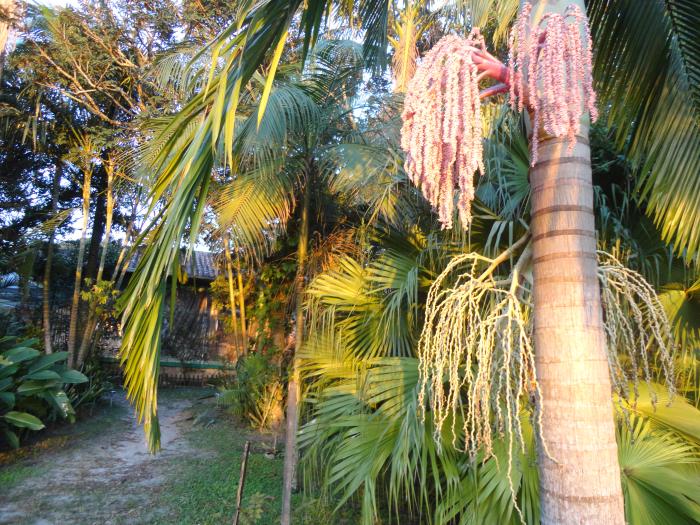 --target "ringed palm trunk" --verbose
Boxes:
[528,2,624,522]
[281,185,310,525]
